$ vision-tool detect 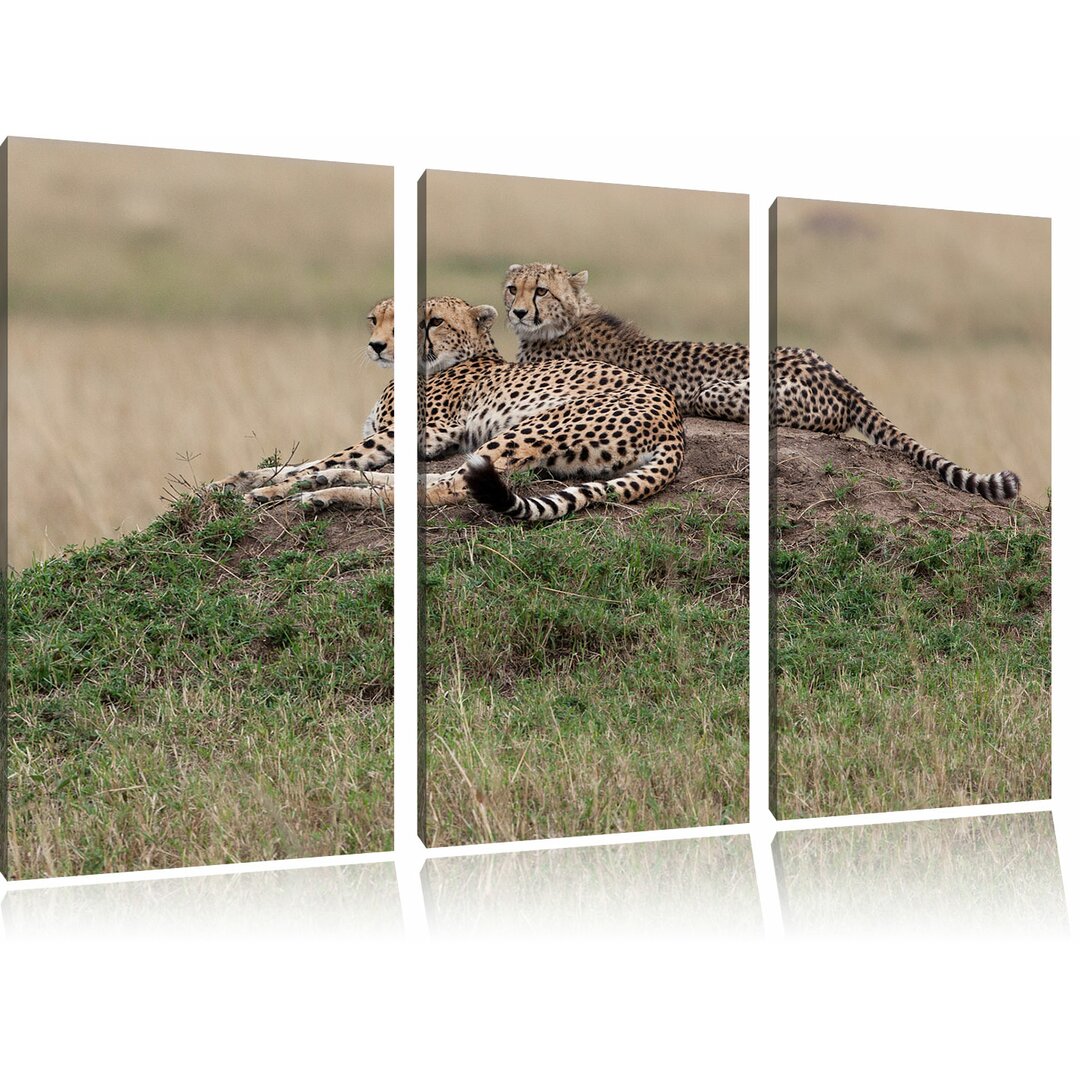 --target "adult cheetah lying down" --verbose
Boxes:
[505,262,1018,504]
[219,297,686,522]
